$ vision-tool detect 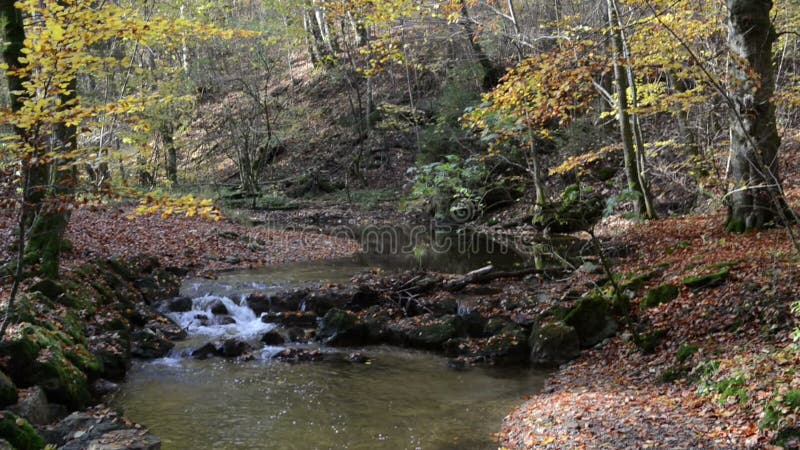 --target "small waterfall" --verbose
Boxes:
[456,300,473,317]
[167,294,275,339]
